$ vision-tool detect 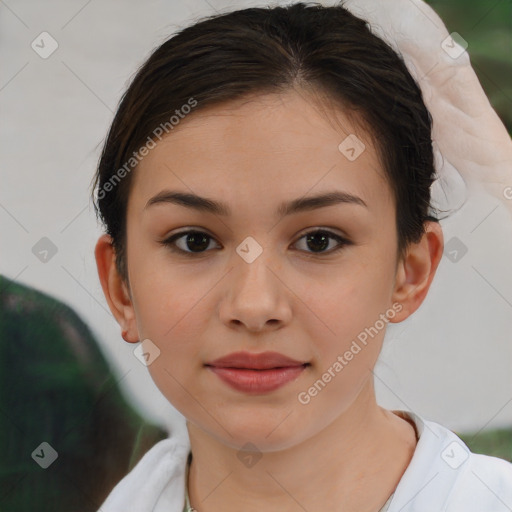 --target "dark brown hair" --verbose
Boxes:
[91,1,440,286]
